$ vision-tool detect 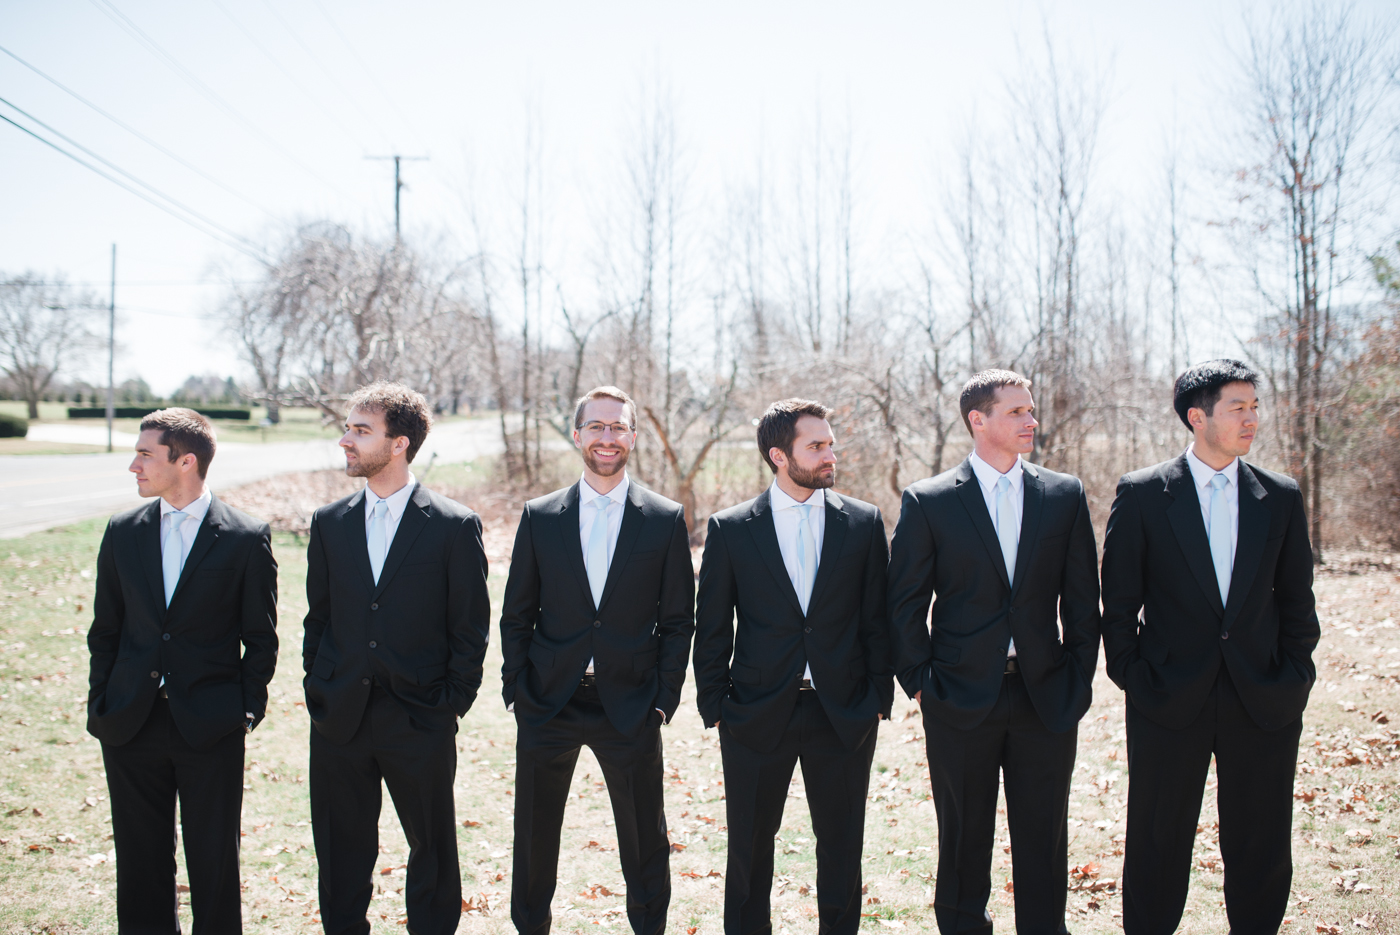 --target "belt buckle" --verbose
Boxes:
[580,674,597,688]
[799,678,814,691]
[1004,657,1019,676]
